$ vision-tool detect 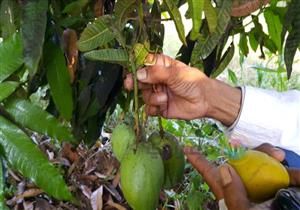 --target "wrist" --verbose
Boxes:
[205,79,242,126]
